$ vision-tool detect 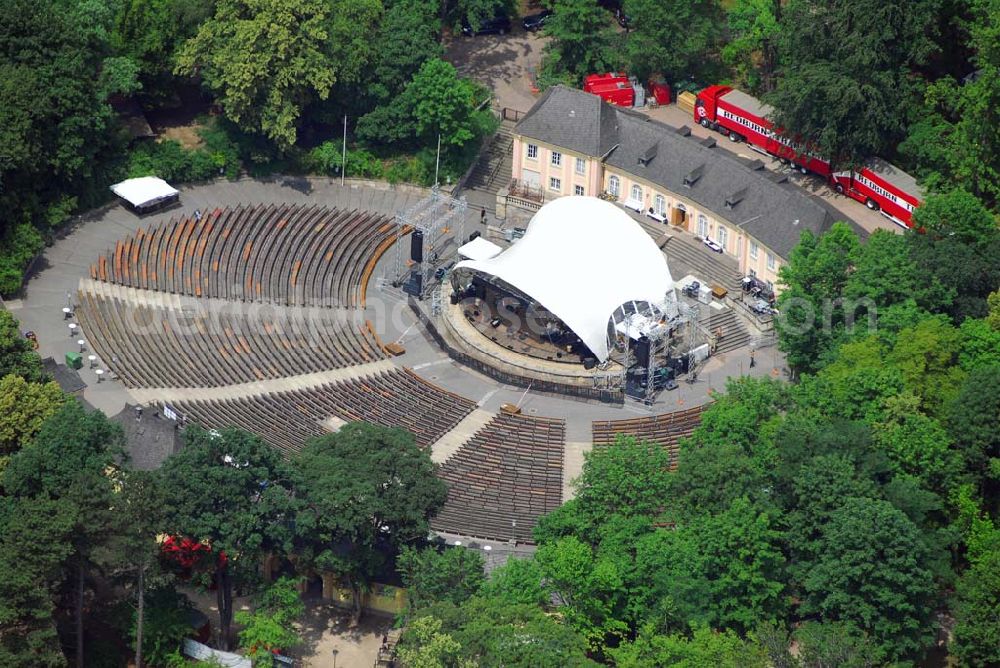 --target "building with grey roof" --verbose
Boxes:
[507,85,853,293]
